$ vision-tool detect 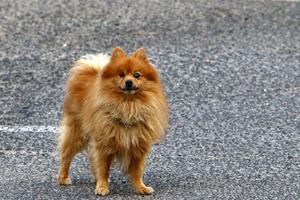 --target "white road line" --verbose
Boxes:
[0,149,58,156]
[0,125,59,133]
